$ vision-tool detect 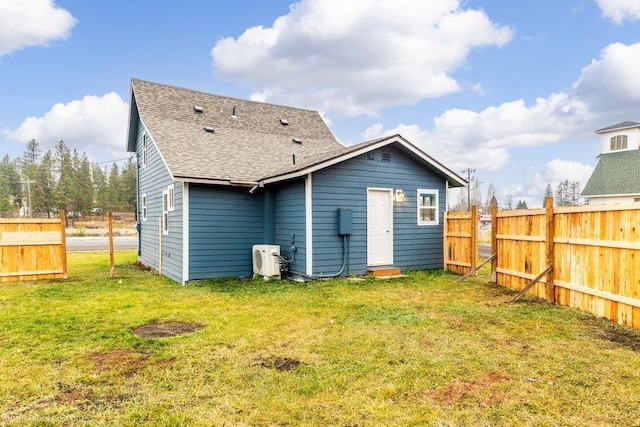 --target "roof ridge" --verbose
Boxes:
[130,78,324,114]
